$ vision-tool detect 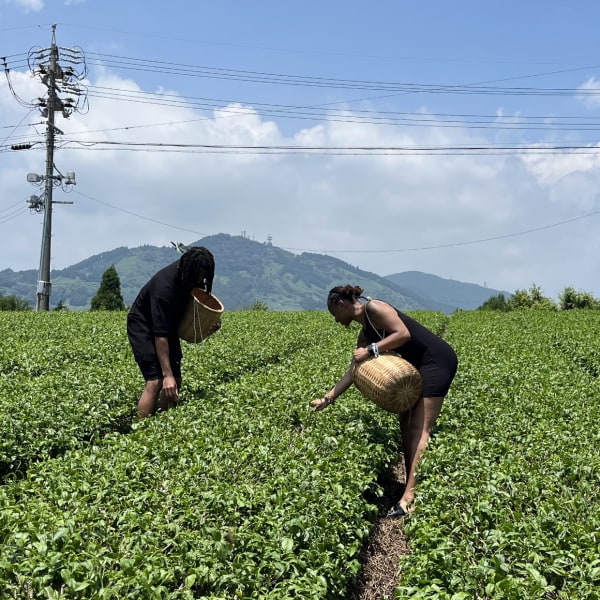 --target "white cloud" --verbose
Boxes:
[577,77,600,109]
[522,147,600,187]
[3,0,44,12]
[2,69,600,301]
